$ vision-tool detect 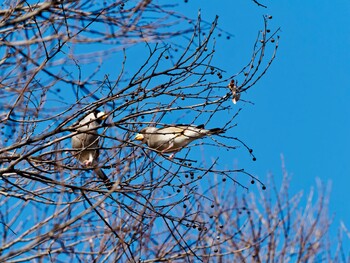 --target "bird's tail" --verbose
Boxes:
[208,128,225,135]
[93,168,114,190]
[196,124,225,135]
